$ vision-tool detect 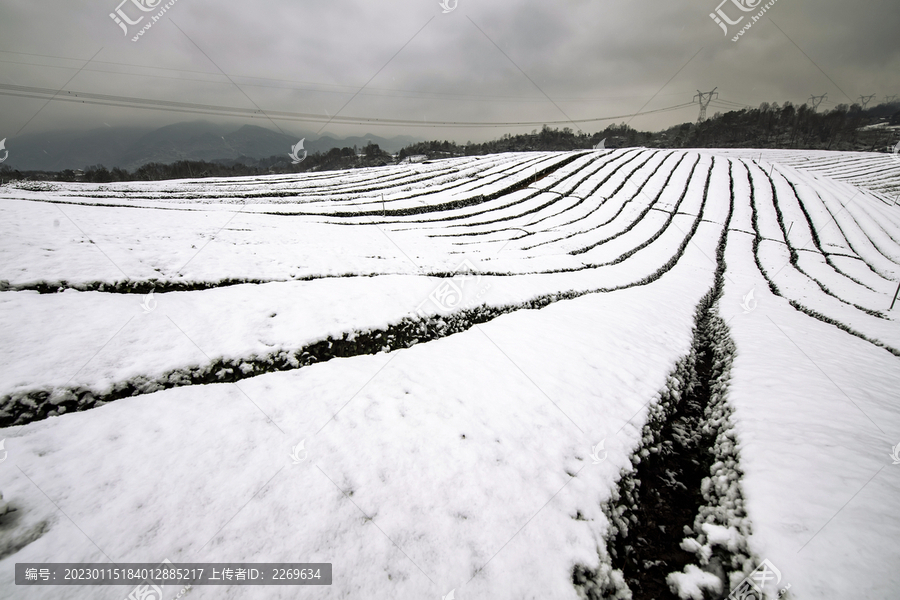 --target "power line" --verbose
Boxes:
[0,50,696,106]
[169,20,288,138]
[0,83,696,129]
[715,98,751,106]
[14,48,104,136]
[711,98,752,109]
